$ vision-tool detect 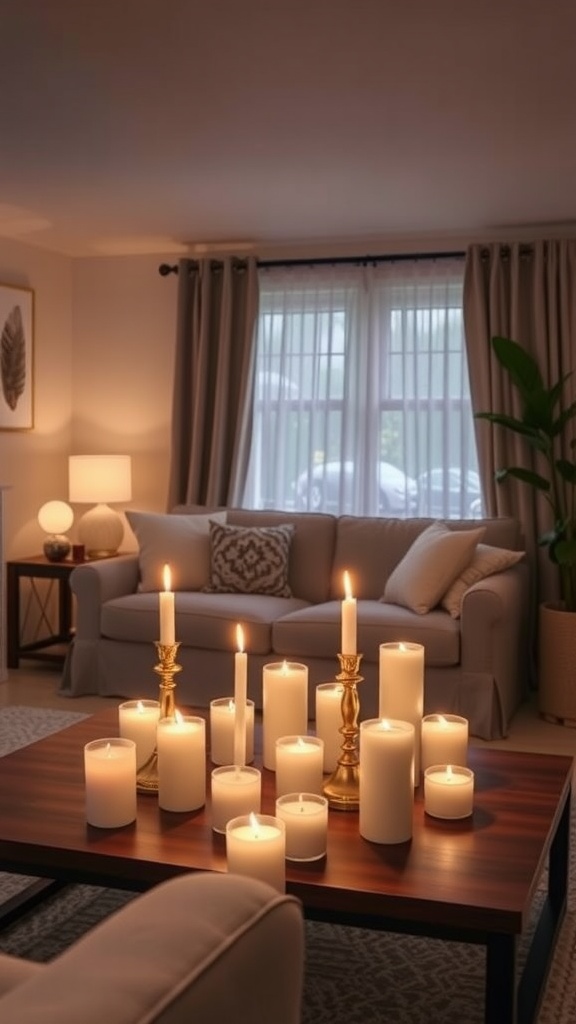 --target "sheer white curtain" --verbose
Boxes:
[241,256,480,518]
